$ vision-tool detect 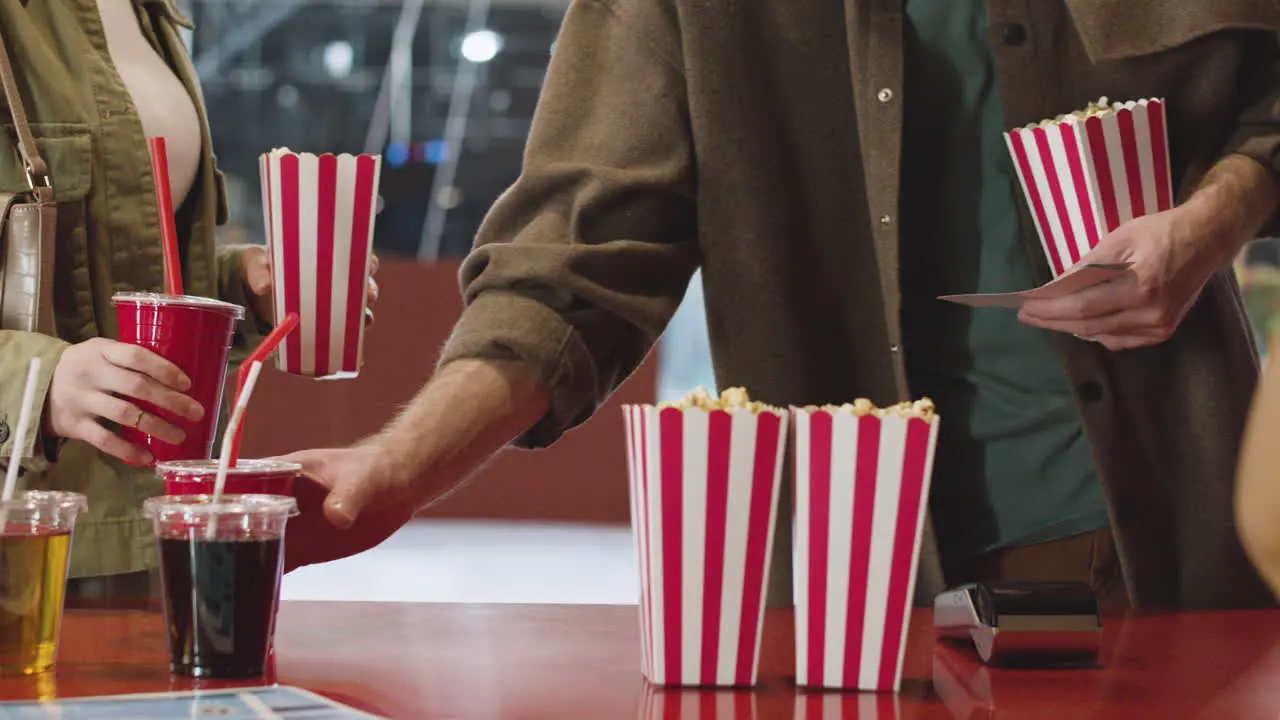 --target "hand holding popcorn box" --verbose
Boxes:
[792,398,940,692]
[1006,97,1173,278]
[259,148,381,379]
[624,388,788,687]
